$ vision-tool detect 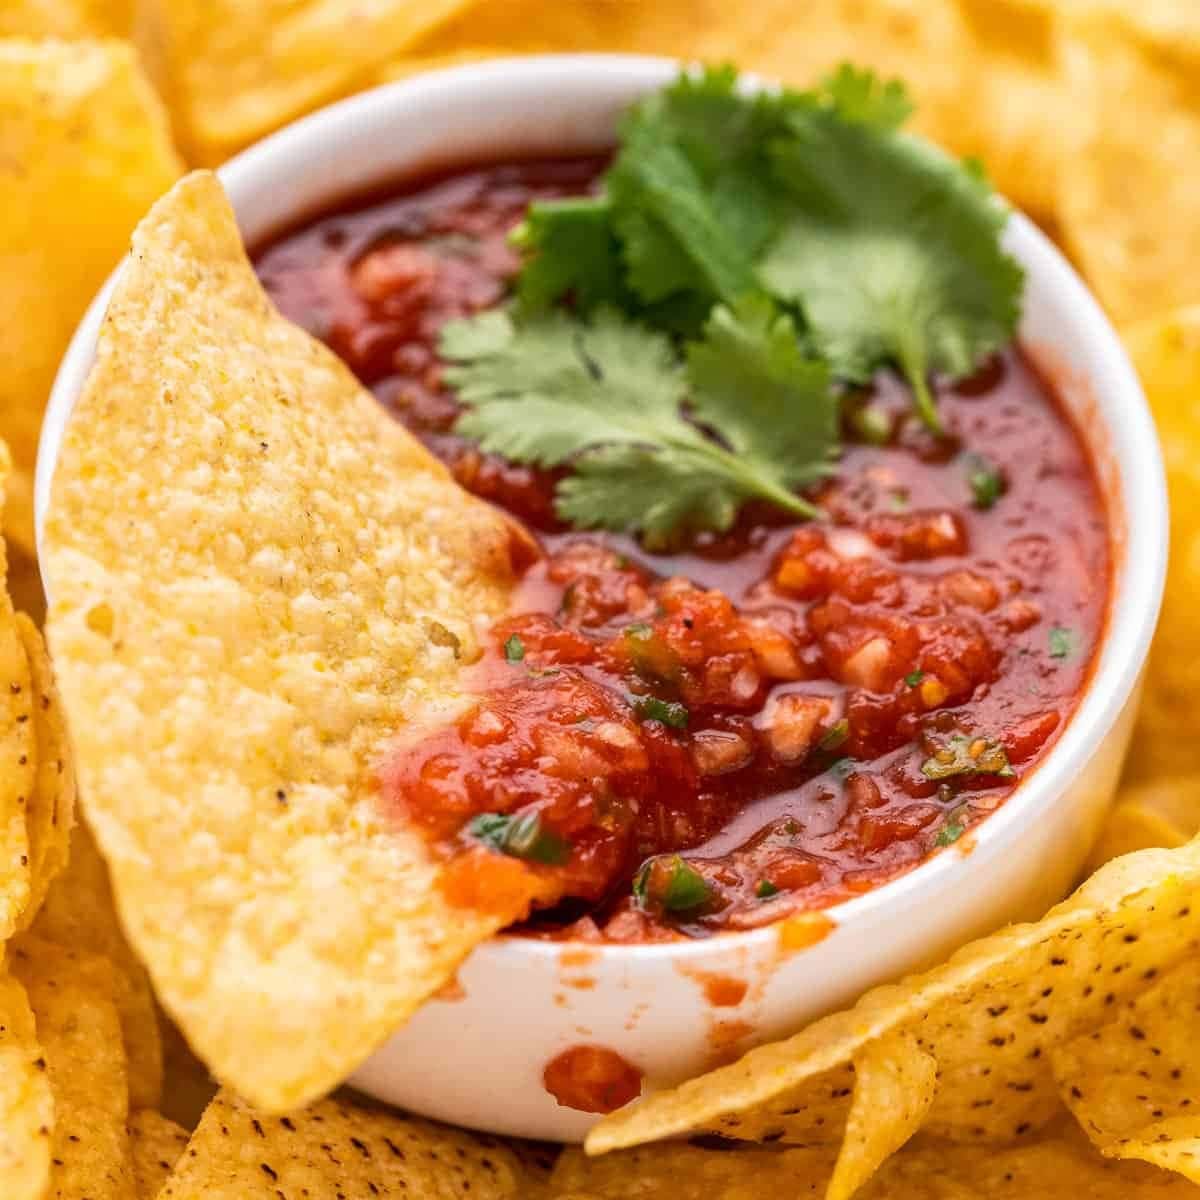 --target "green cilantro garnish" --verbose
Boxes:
[921,734,1014,781]
[444,63,1022,540]
[1049,626,1077,660]
[756,879,780,899]
[629,693,690,730]
[935,813,966,847]
[443,300,837,543]
[963,452,1005,510]
[467,811,569,865]
[503,634,525,663]
[904,670,925,687]
[762,113,1022,433]
[509,196,626,313]
[634,855,712,912]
